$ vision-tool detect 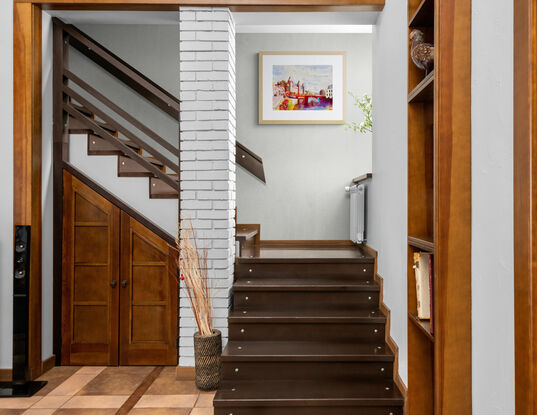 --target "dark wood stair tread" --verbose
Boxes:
[149,175,179,199]
[223,341,393,362]
[88,134,140,155]
[238,245,374,264]
[214,379,404,407]
[234,277,379,291]
[236,225,259,242]
[229,308,385,323]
